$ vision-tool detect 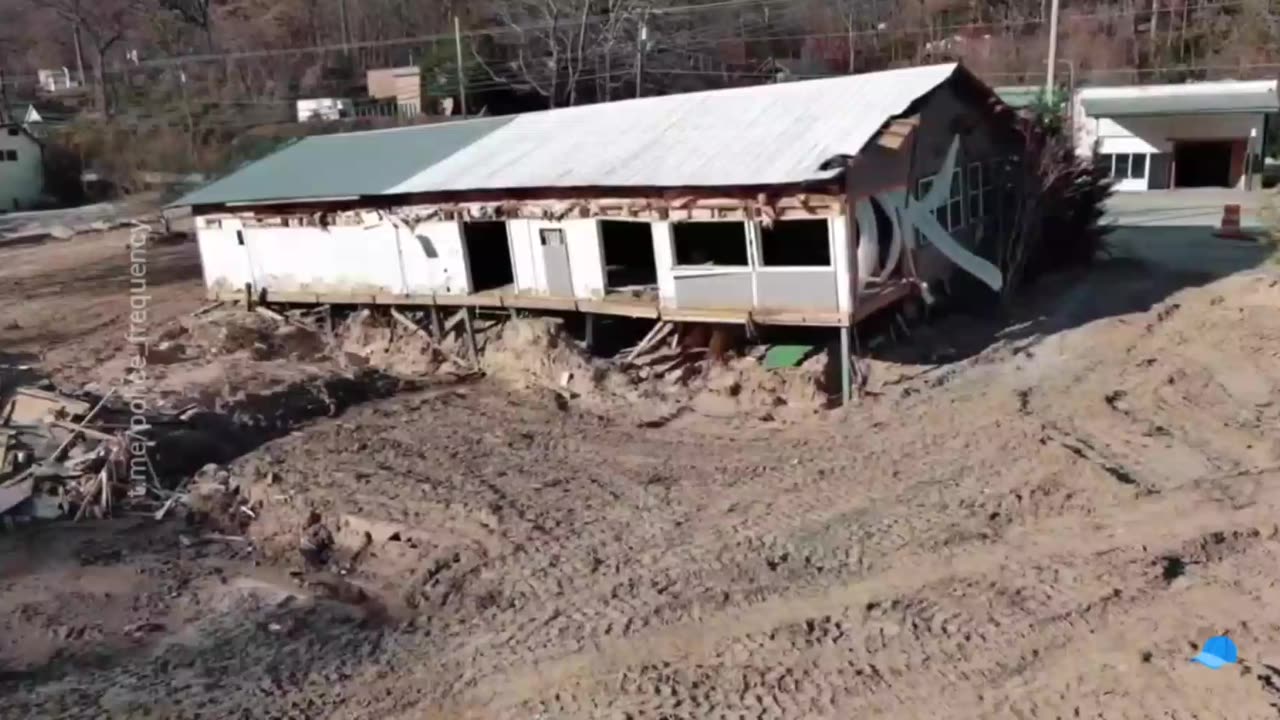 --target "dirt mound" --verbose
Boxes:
[481,316,616,398]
